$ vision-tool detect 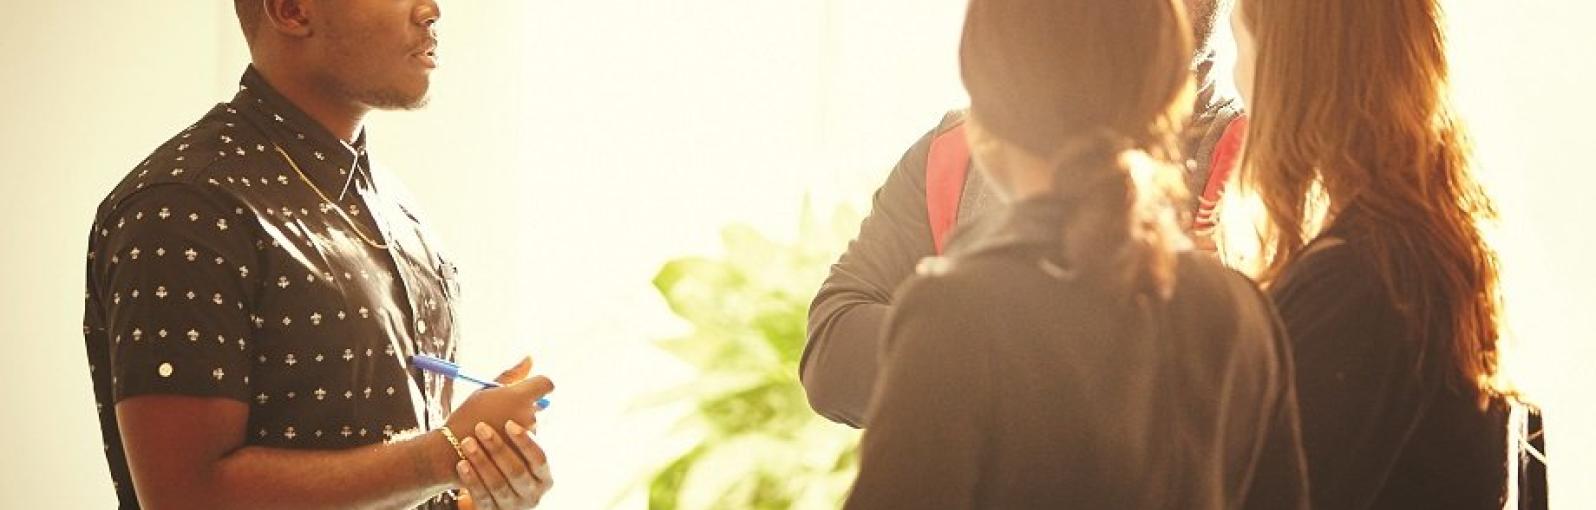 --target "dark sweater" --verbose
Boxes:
[843,198,1309,510]
[1269,220,1509,509]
